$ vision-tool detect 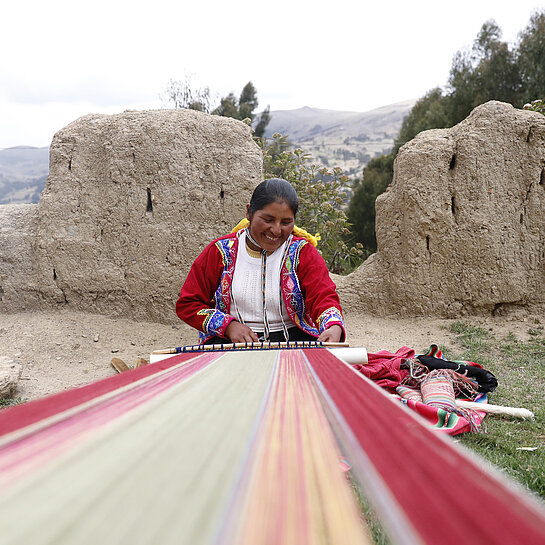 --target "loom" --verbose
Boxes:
[0,346,544,544]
